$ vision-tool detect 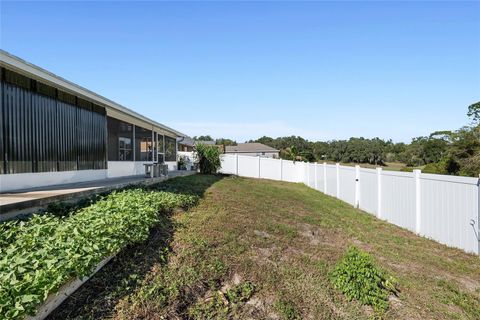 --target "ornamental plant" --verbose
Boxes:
[0,189,198,319]
[329,246,398,312]
[195,143,222,174]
